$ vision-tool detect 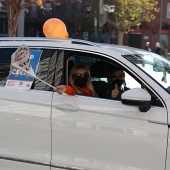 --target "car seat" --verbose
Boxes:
[90,60,108,80]
[68,60,75,74]
[90,61,110,97]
